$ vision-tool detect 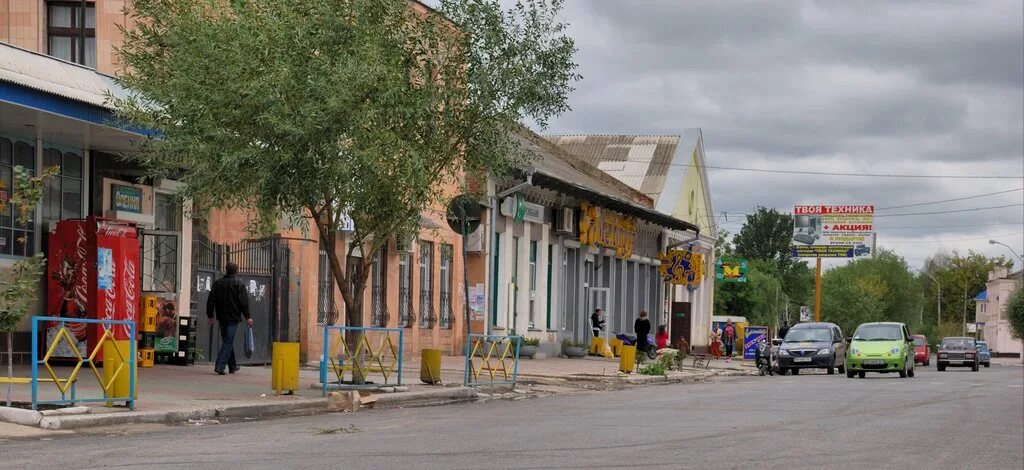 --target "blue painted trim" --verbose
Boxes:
[0,82,155,137]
